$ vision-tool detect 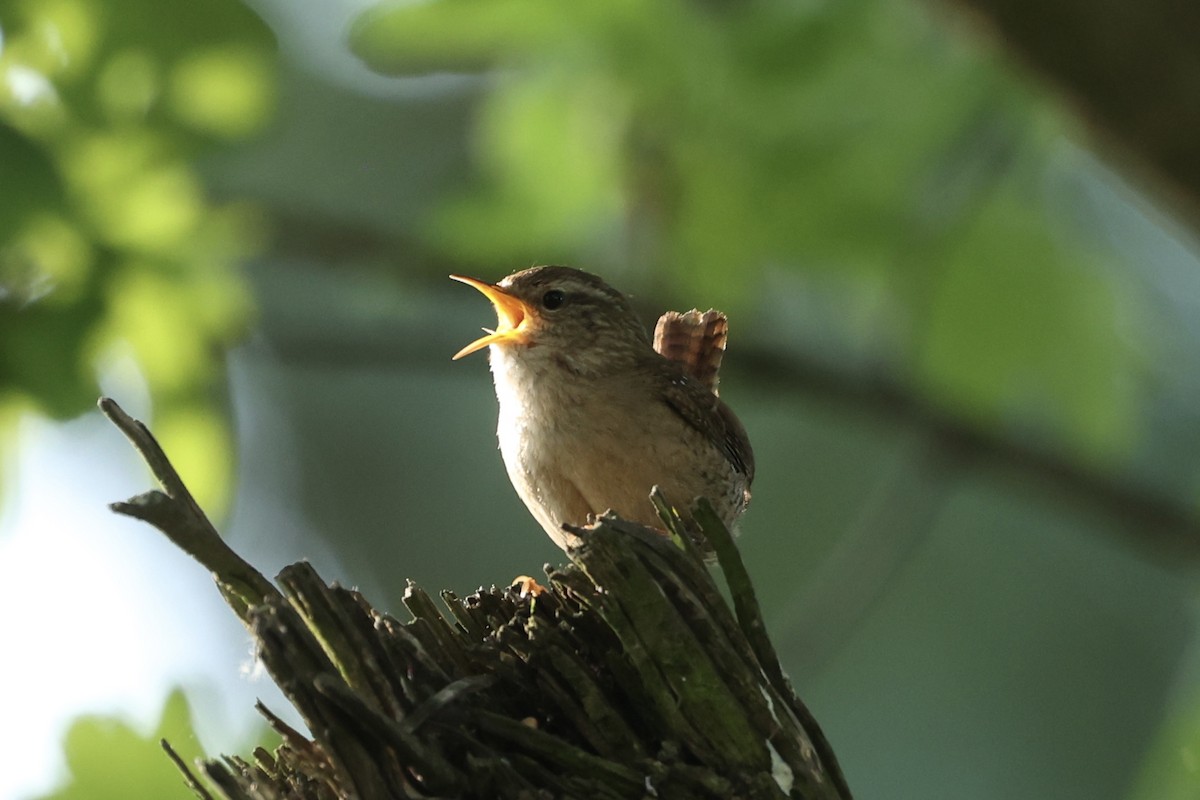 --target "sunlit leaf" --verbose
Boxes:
[96,49,161,122]
[169,45,274,138]
[350,0,554,75]
[37,689,205,800]
[155,404,235,518]
[432,70,627,259]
